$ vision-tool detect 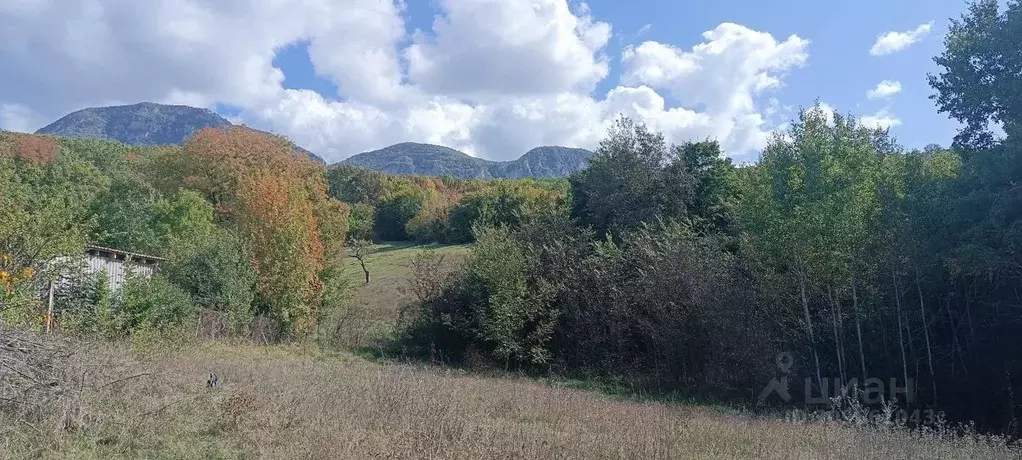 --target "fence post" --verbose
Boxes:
[46,280,54,333]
